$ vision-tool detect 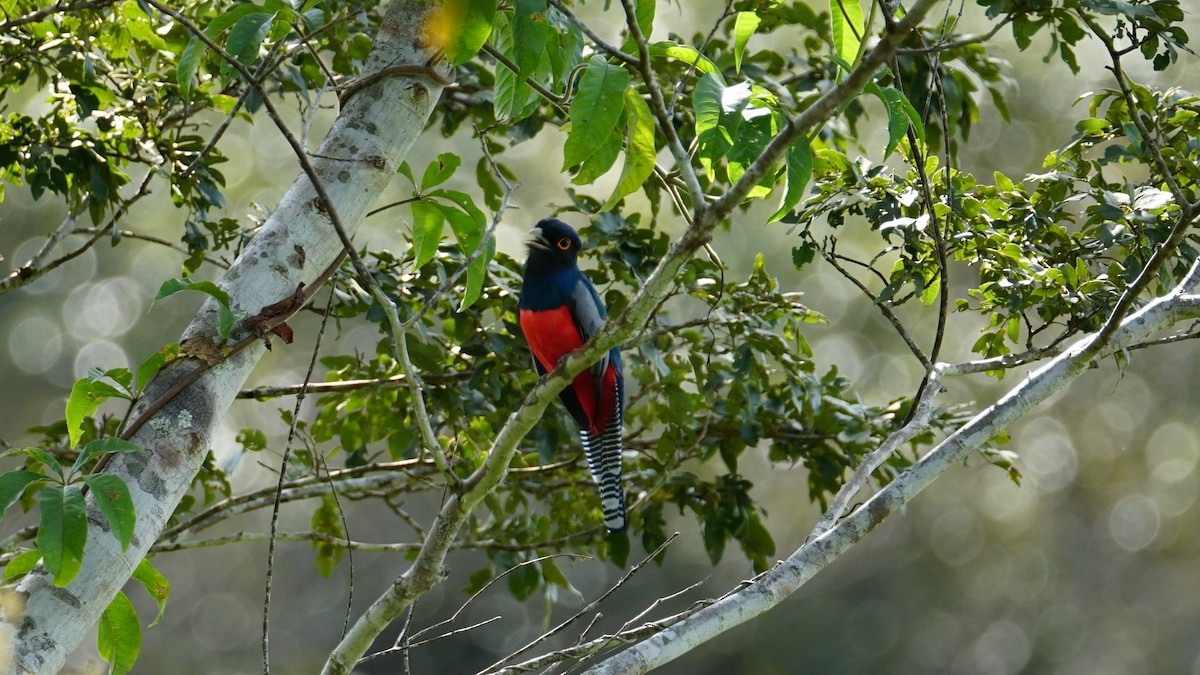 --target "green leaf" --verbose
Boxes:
[71,437,142,478]
[98,591,141,675]
[37,484,88,587]
[571,126,623,185]
[693,72,724,138]
[66,378,108,448]
[409,200,445,268]
[420,153,462,191]
[769,138,814,222]
[83,475,136,552]
[733,11,762,74]
[563,57,630,171]
[177,36,203,98]
[151,278,236,341]
[868,83,923,159]
[310,492,345,577]
[512,0,549,75]
[649,42,724,83]
[441,0,497,66]
[2,550,43,582]
[225,11,276,66]
[131,558,171,627]
[136,343,181,393]
[438,202,485,252]
[459,238,496,311]
[0,471,49,518]
[830,0,864,65]
[1,447,65,481]
[492,13,538,120]
[602,88,657,211]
